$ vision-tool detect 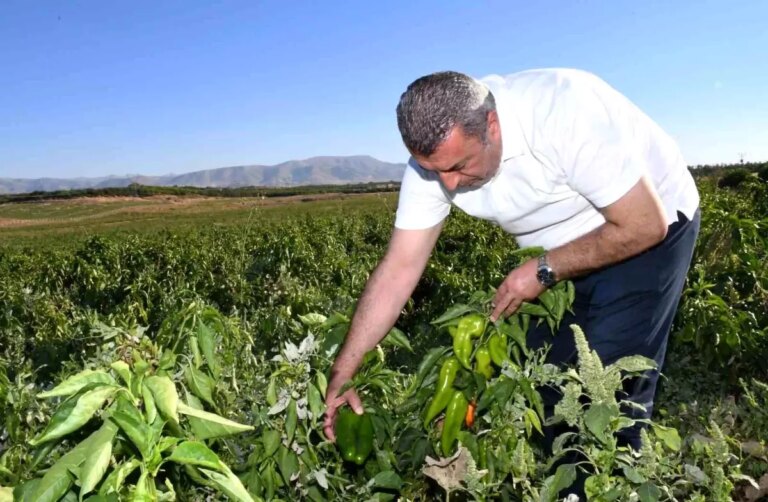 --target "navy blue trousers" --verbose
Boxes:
[528,209,701,449]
